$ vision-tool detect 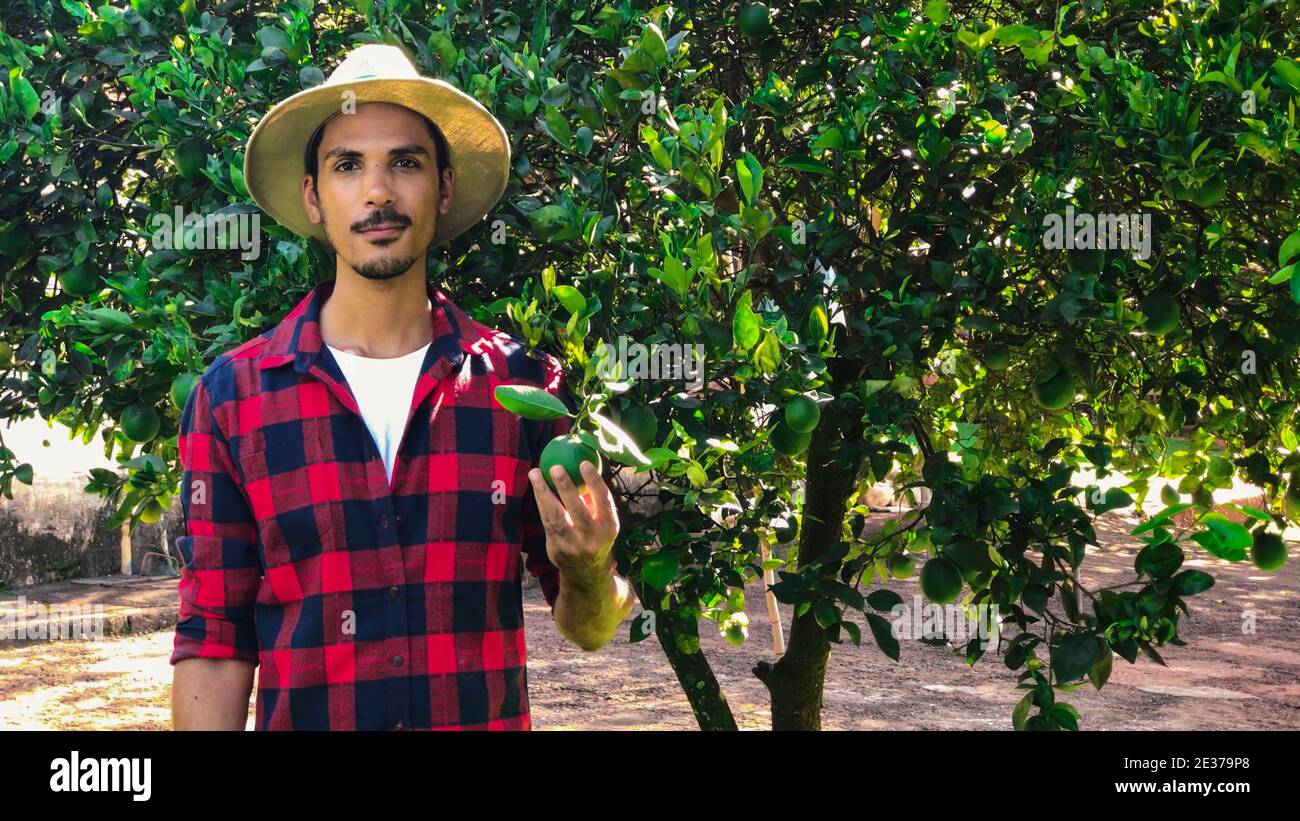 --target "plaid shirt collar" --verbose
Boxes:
[257,278,487,381]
